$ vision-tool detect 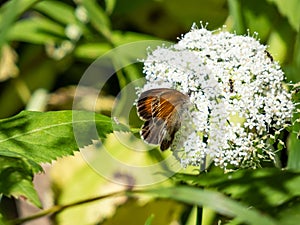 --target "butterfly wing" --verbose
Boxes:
[137,88,189,151]
[140,117,167,145]
[159,112,181,151]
